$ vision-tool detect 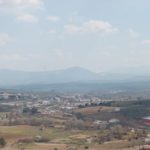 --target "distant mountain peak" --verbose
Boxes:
[0,67,150,87]
[0,67,97,86]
